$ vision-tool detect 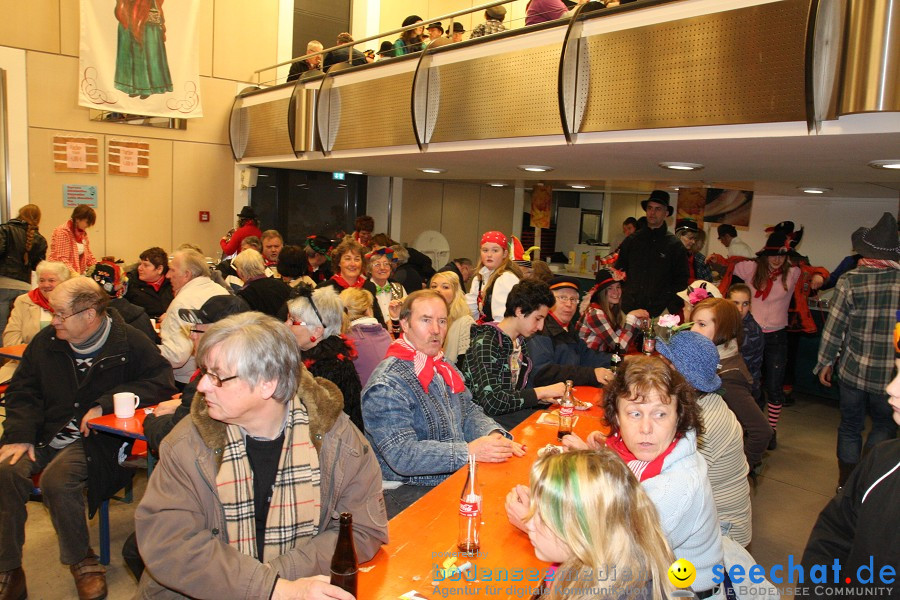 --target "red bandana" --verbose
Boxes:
[605,432,681,482]
[28,288,52,312]
[330,274,365,289]
[147,275,165,292]
[384,335,465,394]
[755,267,783,301]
